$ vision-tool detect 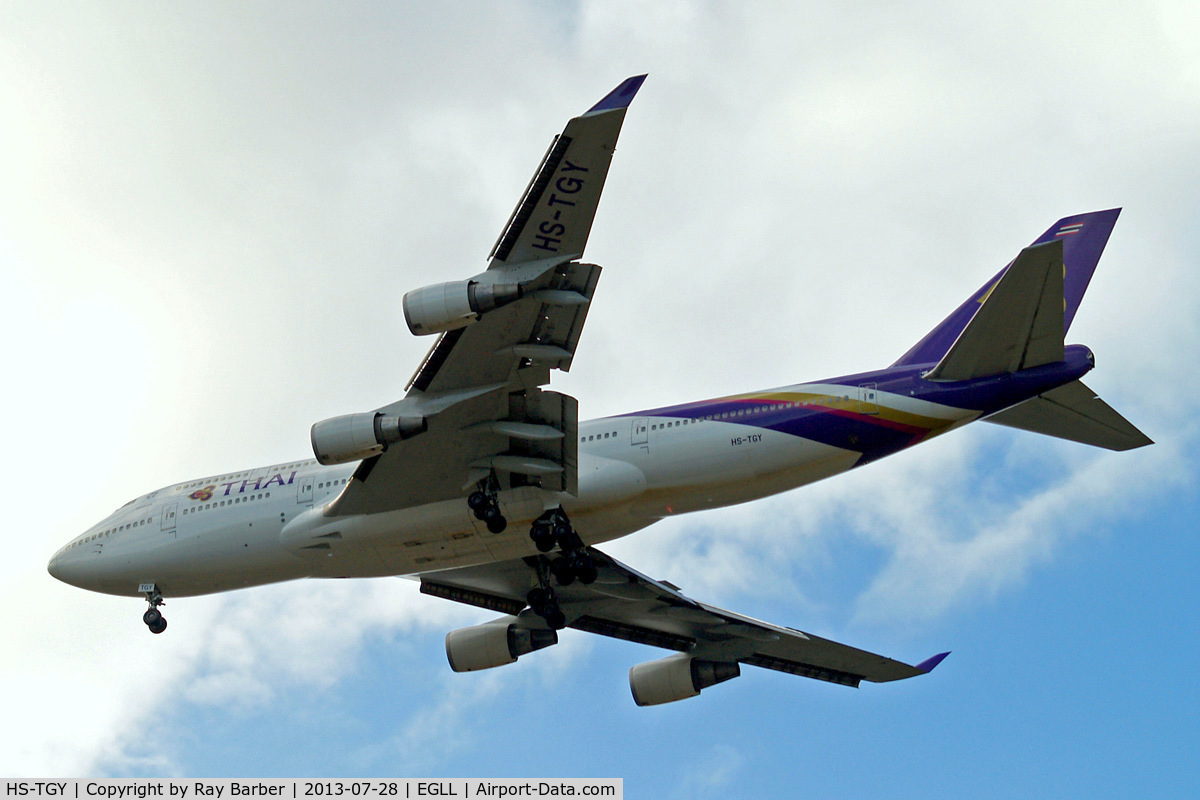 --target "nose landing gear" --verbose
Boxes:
[139,583,167,634]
